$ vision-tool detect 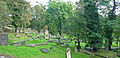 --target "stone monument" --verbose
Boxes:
[65,48,71,58]
[45,30,49,39]
[0,28,8,45]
